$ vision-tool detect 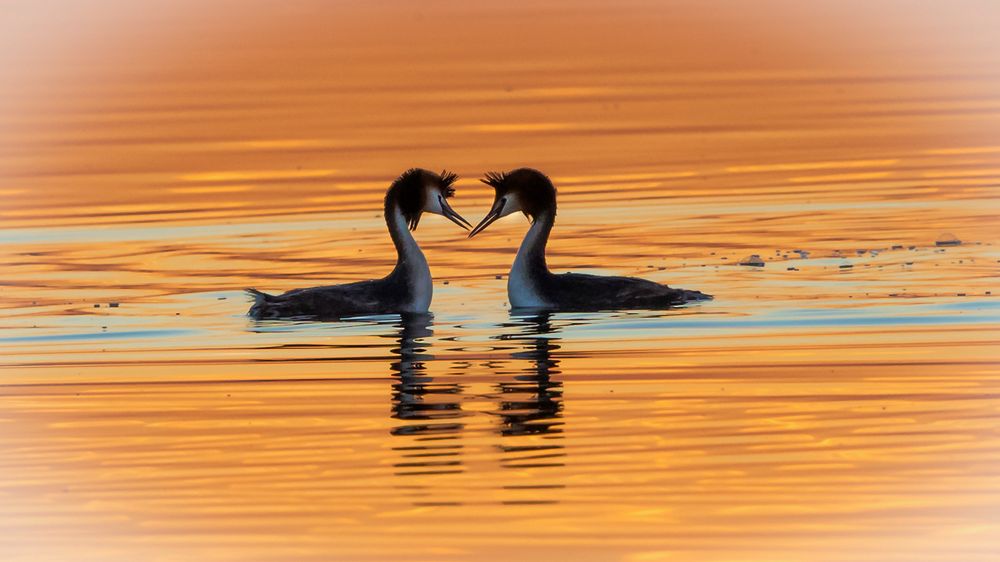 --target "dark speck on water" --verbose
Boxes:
[936,233,962,246]
[739,255,766,267]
